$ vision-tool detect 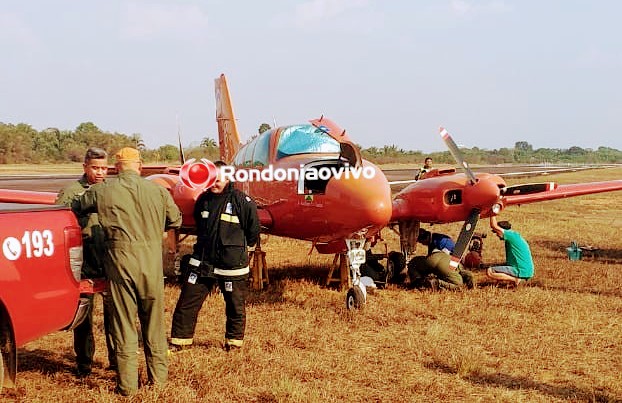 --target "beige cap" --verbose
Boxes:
[115,147,141,162]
